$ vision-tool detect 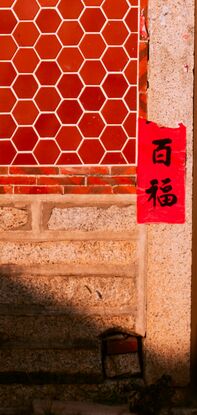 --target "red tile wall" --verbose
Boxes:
[0,0,148,194]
